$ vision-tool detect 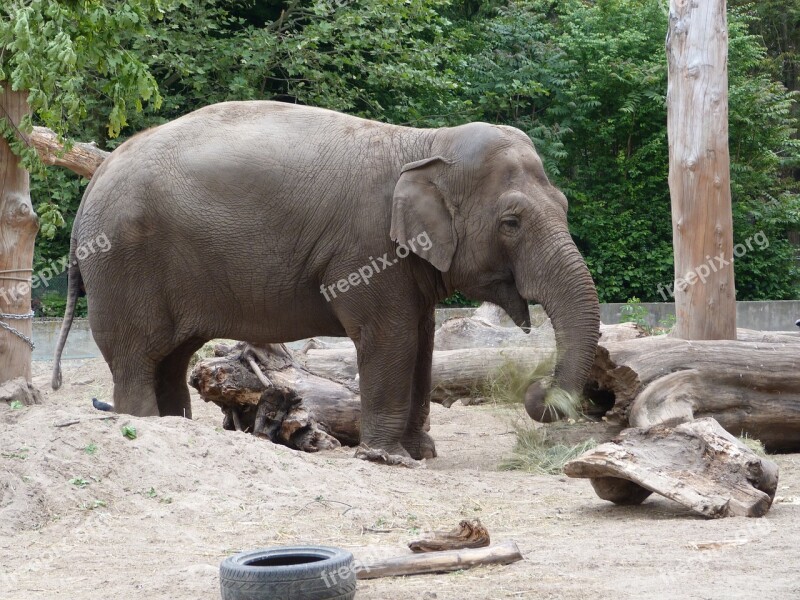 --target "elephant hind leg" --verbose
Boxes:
[154,337,206,419]
[109,354,159,417]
